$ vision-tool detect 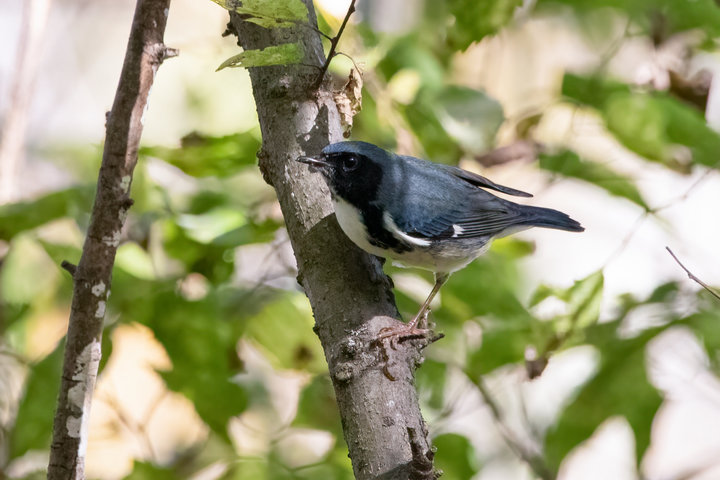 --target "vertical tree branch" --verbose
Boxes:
[47,1,174,478]
[228,2,436,478]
